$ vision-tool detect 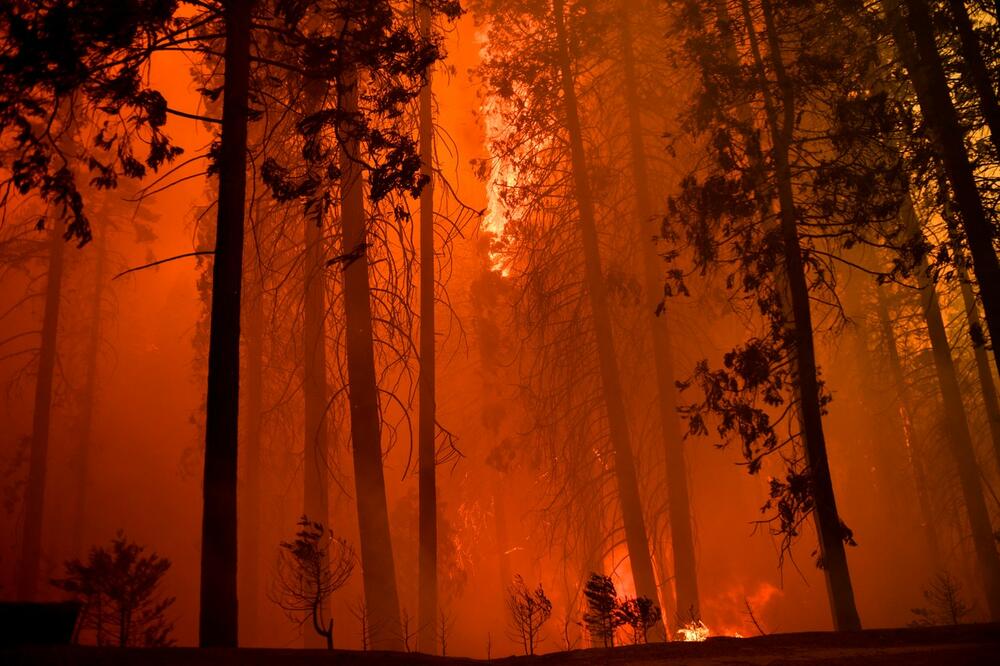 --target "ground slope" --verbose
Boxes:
[4,623,998,665]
